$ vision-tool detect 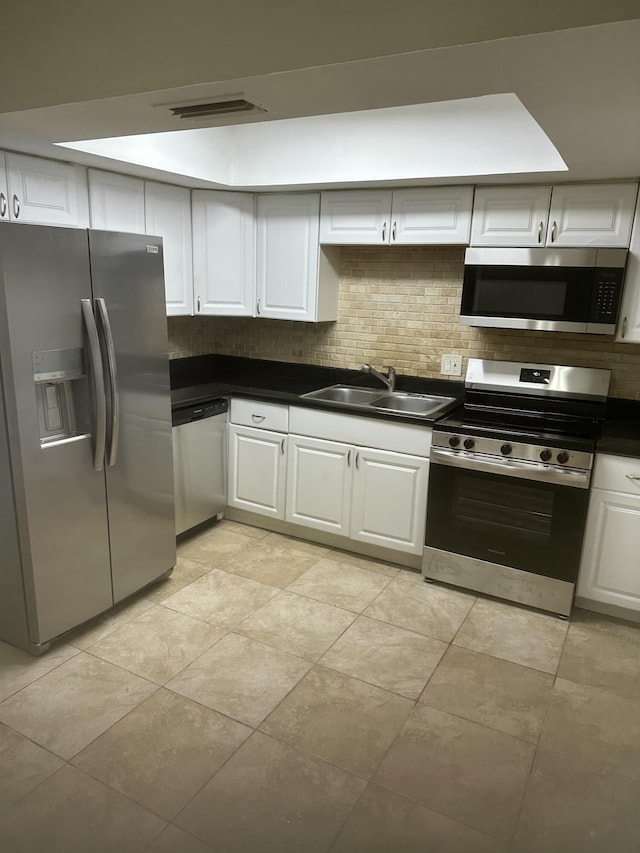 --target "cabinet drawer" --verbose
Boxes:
[230,398,289,432]
[593,453,640,493]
